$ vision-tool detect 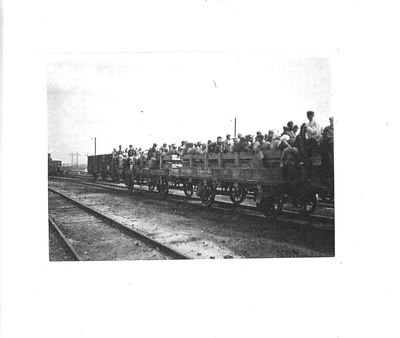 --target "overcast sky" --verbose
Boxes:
[48,53,331,164]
